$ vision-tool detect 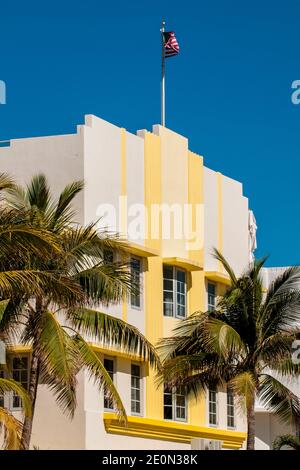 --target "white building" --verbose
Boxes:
[255,267,300,450]
[0,114,253,449]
